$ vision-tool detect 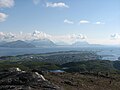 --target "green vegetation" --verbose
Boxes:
[0,59,120,75]
[0,60,60,71]
[0,51,120,90]
[0,51,101,64]
[113,61,120,70]
[61,60,119,73]
[0,51,119,74]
